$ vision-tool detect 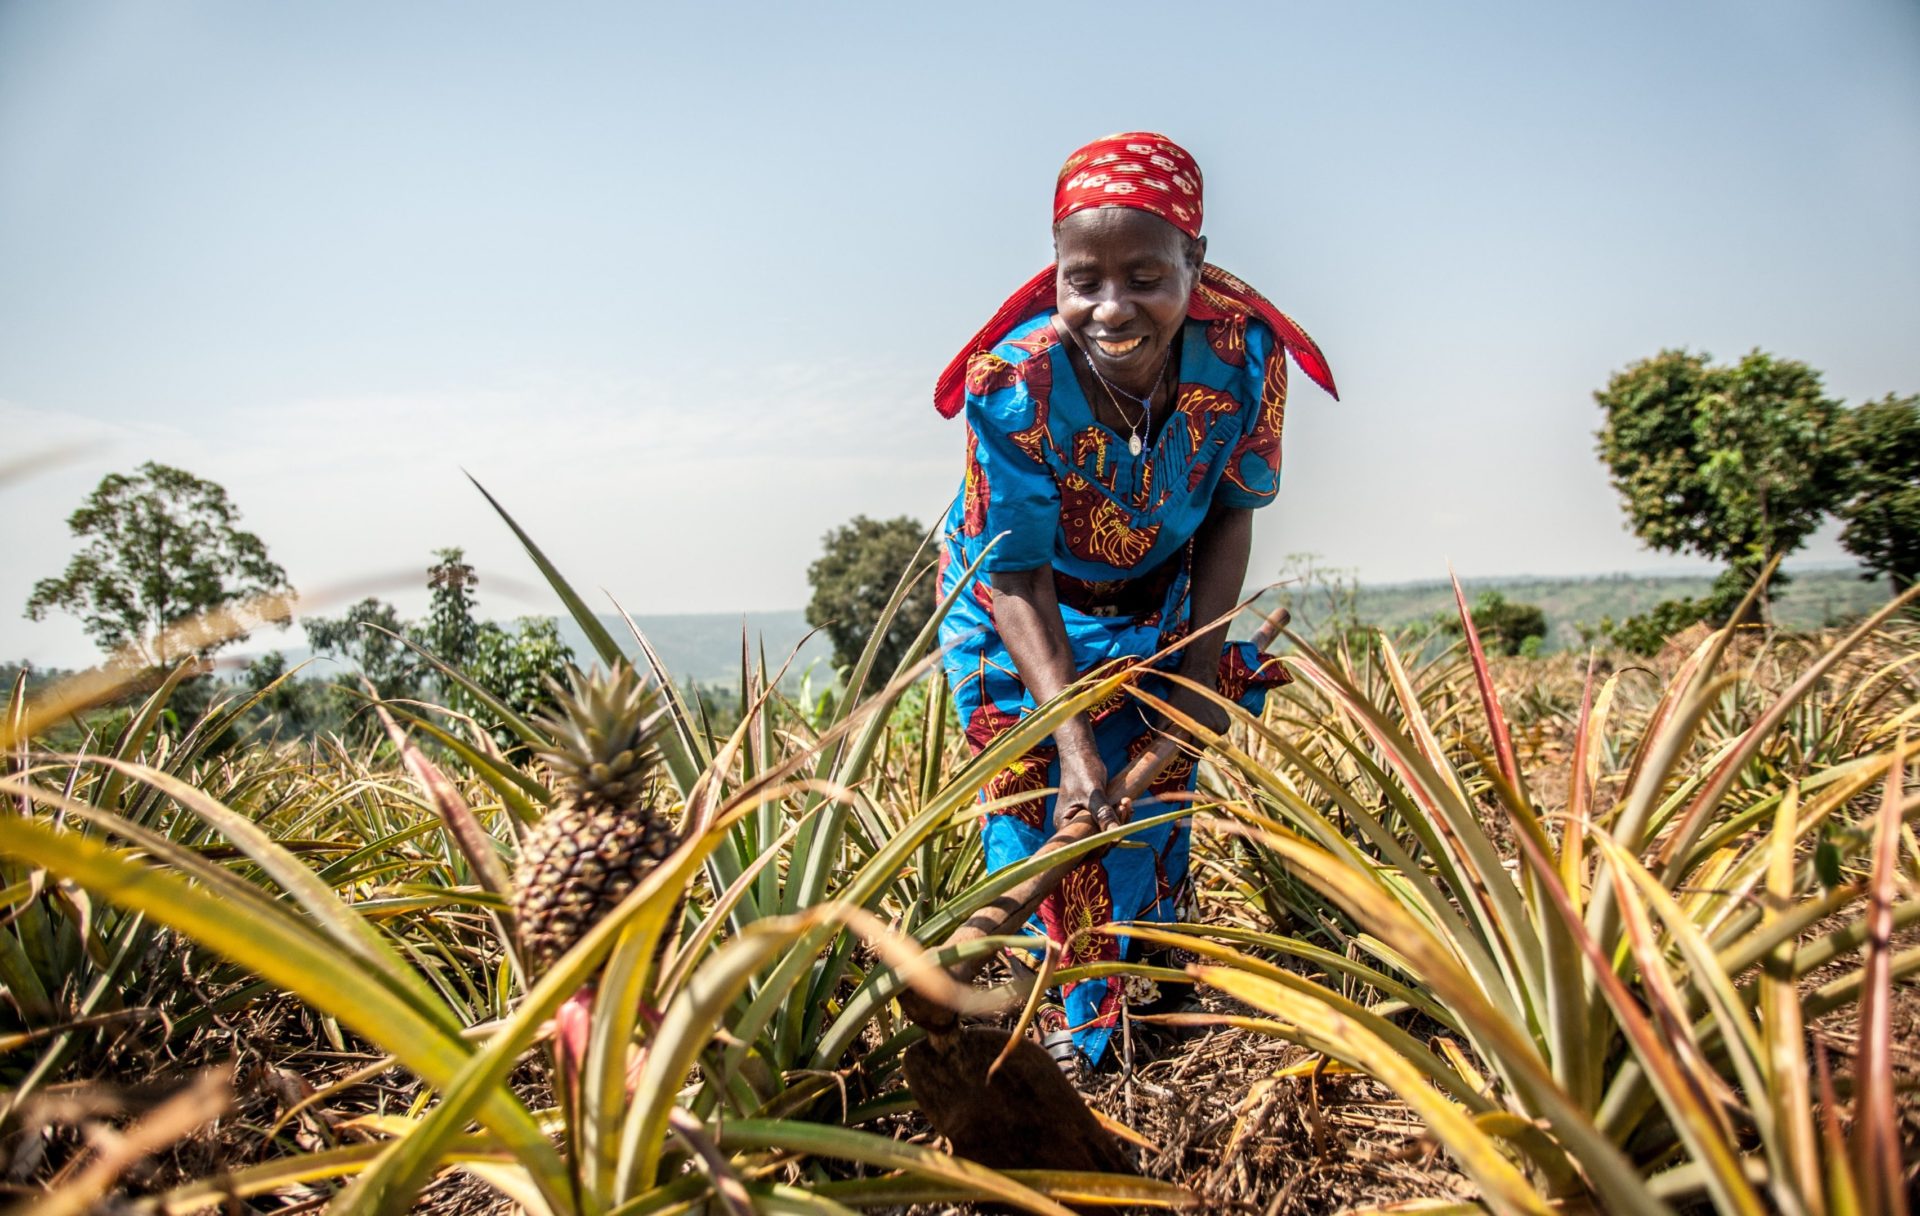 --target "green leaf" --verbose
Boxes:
[1815,839,1844,891]
[468,473,624,668]
[0,814,558,1186]
[713,1119,1082,1216]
